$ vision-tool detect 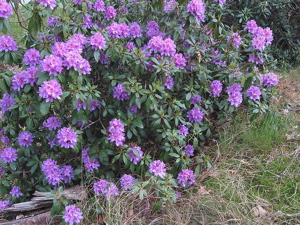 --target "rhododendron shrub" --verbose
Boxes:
[0,0,279,220]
